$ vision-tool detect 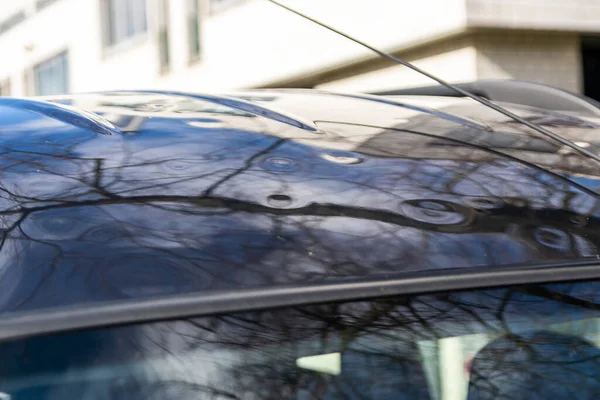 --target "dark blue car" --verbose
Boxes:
[0,87,599,399]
